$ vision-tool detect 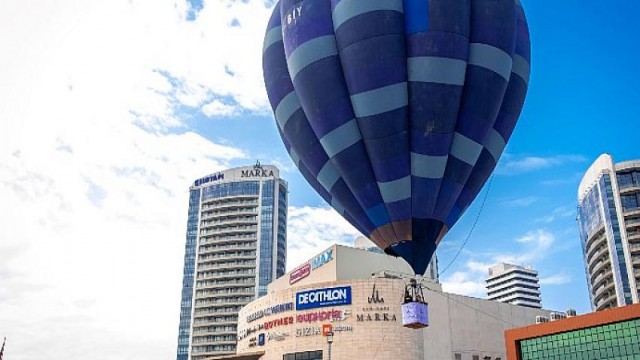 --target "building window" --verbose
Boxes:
[283,350,323,360]
[454,354,462,360]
